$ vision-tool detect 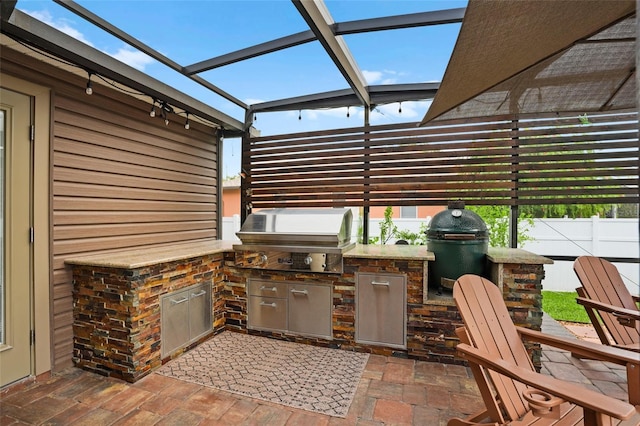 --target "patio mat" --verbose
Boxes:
[157,331,369,417]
